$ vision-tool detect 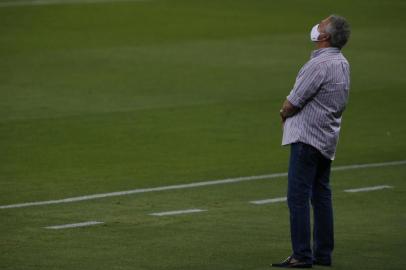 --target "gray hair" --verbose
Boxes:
[326,15,351,49]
